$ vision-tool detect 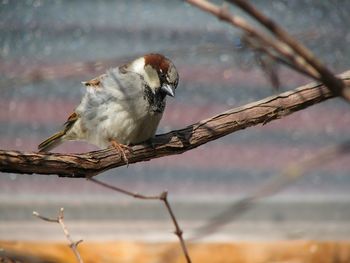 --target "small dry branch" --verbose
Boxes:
[228,0,346,97]
[187,0,349,100]
[33,208,83,263]
[89,178,192,263]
